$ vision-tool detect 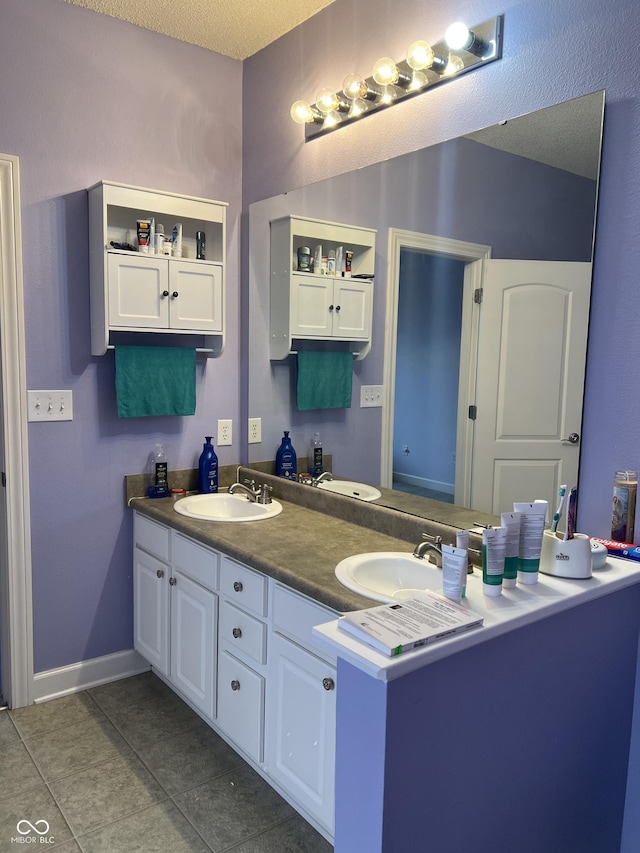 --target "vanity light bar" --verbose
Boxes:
[291,15,503,141]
